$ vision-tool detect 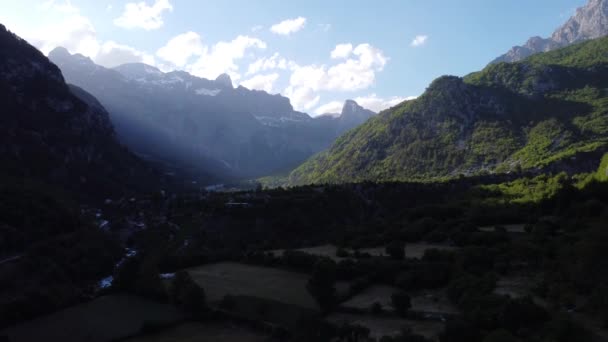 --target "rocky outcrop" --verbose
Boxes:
[492,0,607,63]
